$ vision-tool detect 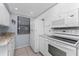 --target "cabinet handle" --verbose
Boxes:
[70,14,74,17]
